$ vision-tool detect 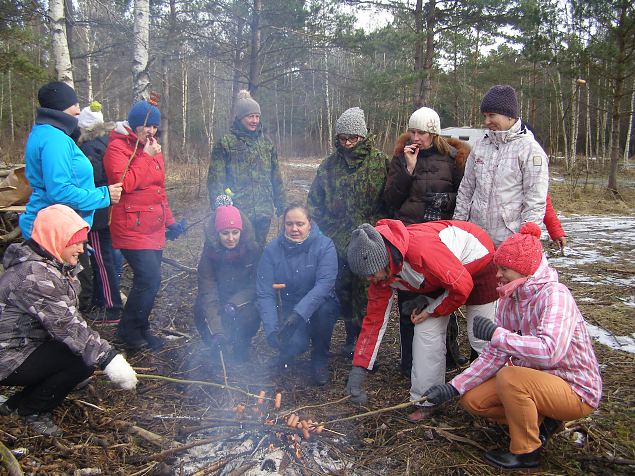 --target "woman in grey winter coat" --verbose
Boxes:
[0,205,137,437]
